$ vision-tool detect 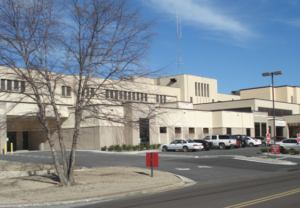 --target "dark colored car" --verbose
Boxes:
[234,135,247,147]
[255,136,266,147]
[193,140,214,150]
